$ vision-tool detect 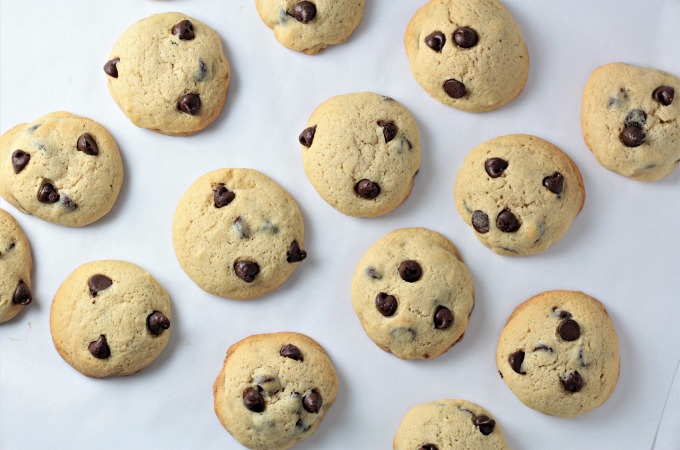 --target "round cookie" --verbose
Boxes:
[351,228,474,360]
[405,0,529,112]
[213,332,338,450]
[582,62,680,181]
[0,112,124,227]
[301,92,421,217]
[173,168,307,300]
[0,209,33,324]
[50,260,172,378]
[255,0,365,55]
[394,399,509,450]
[496,290,620,418]
[454,134,585,256]
[104,12,230,136]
